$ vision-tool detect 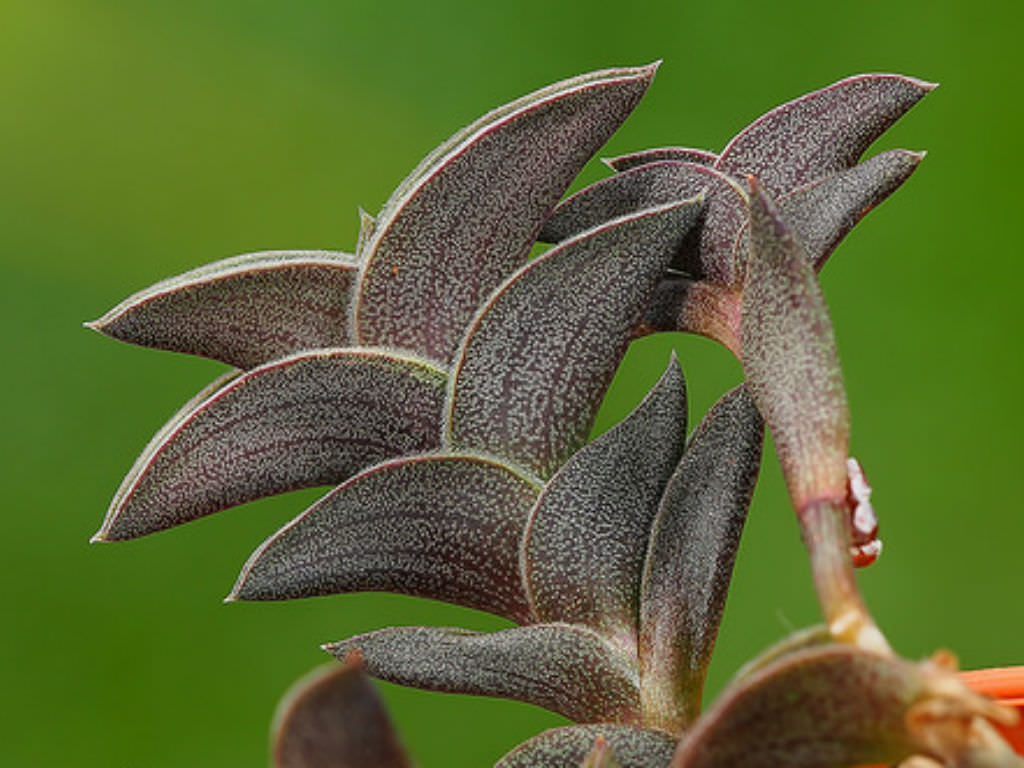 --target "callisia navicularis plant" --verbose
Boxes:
[88,63,1024,767]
